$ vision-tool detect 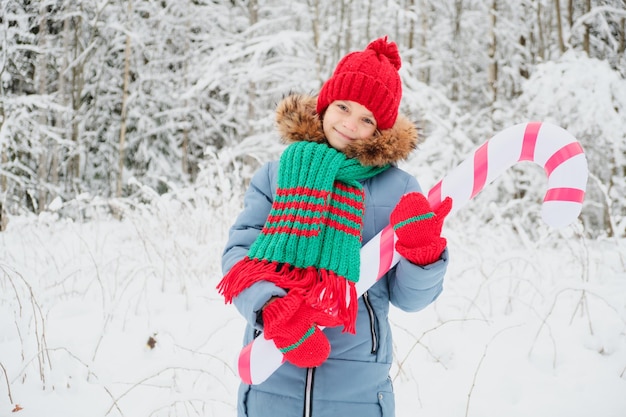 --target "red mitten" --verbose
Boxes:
[262,290,330,368]
[390,193,453,265]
